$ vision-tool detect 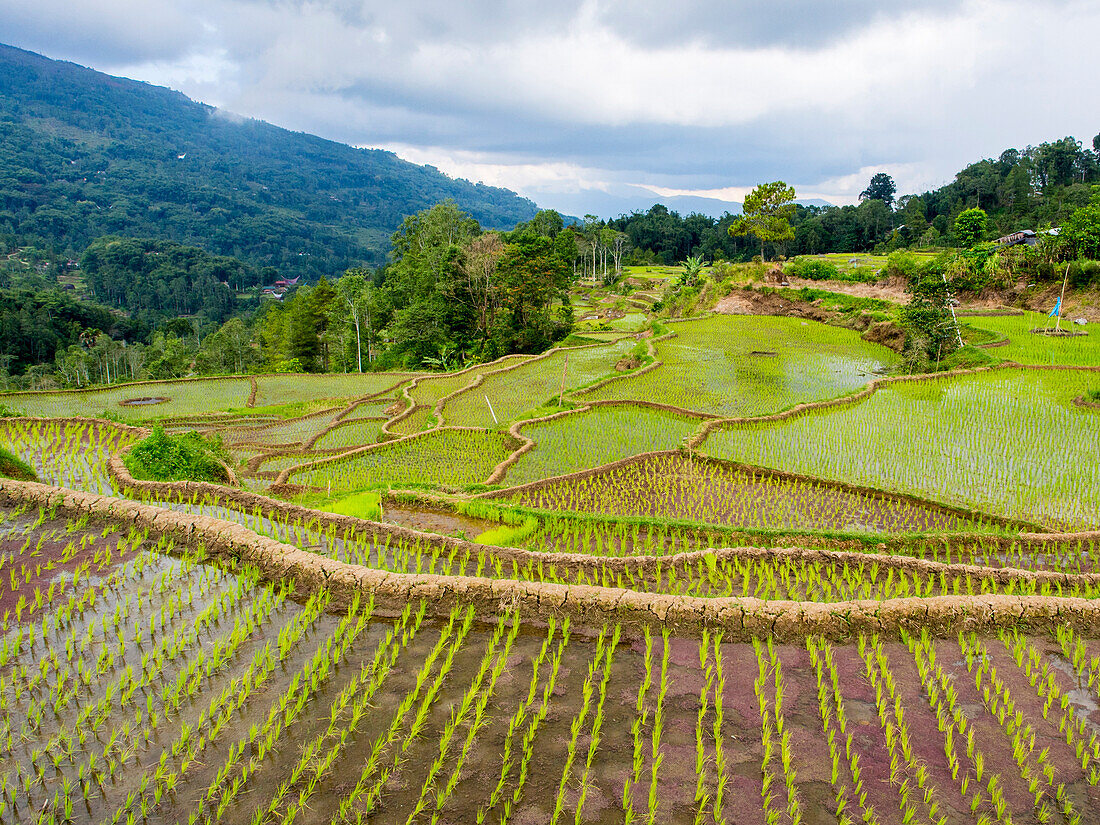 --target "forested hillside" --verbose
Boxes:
[0,43,537,277]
